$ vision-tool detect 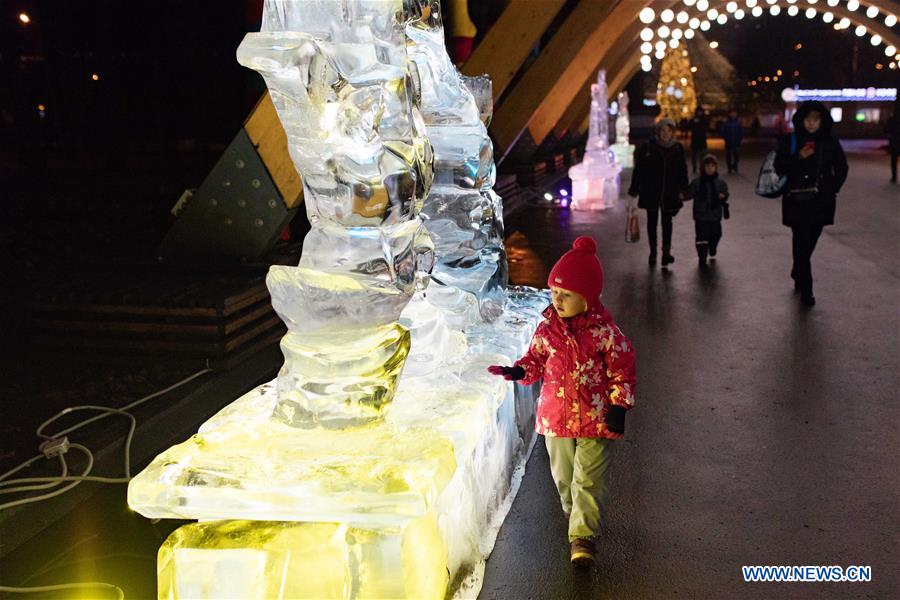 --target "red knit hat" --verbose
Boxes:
[547,236,604,307]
